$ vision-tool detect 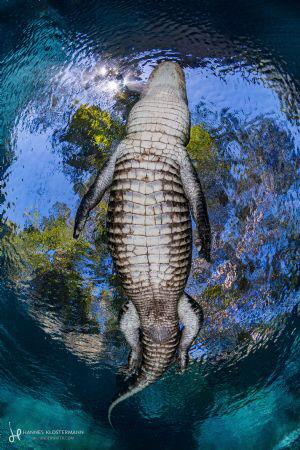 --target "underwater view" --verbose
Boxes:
[1,0,300,448]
